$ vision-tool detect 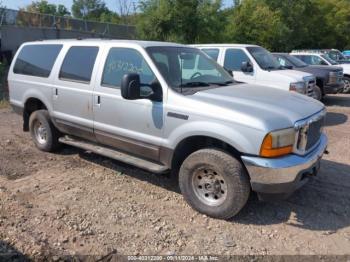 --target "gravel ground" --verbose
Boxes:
[1,94,350,259]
